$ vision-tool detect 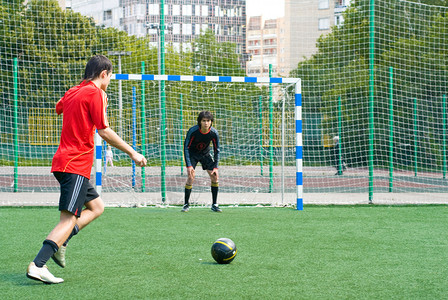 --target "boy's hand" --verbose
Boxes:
[132,153,147,167]
[187,167,195,178]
